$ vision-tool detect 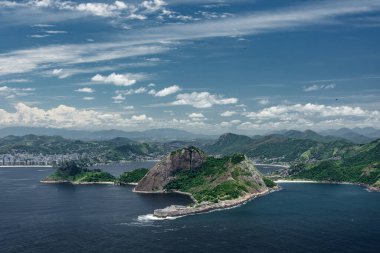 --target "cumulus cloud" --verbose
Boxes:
[91,73,138,86]
[188,112,206,121]
[304,83,336,92]
[242,103,380,131]
[220,110,236,117]
[131,114,152,121]
[75,87,94,93]
[154,85,181,97]
[172,92,238,108]
[141,0,167,13]
[116,87,147,95]
[83,96,94,100]
[0,103,153,129]
[112,94,126,102]
[0,0,172,22]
